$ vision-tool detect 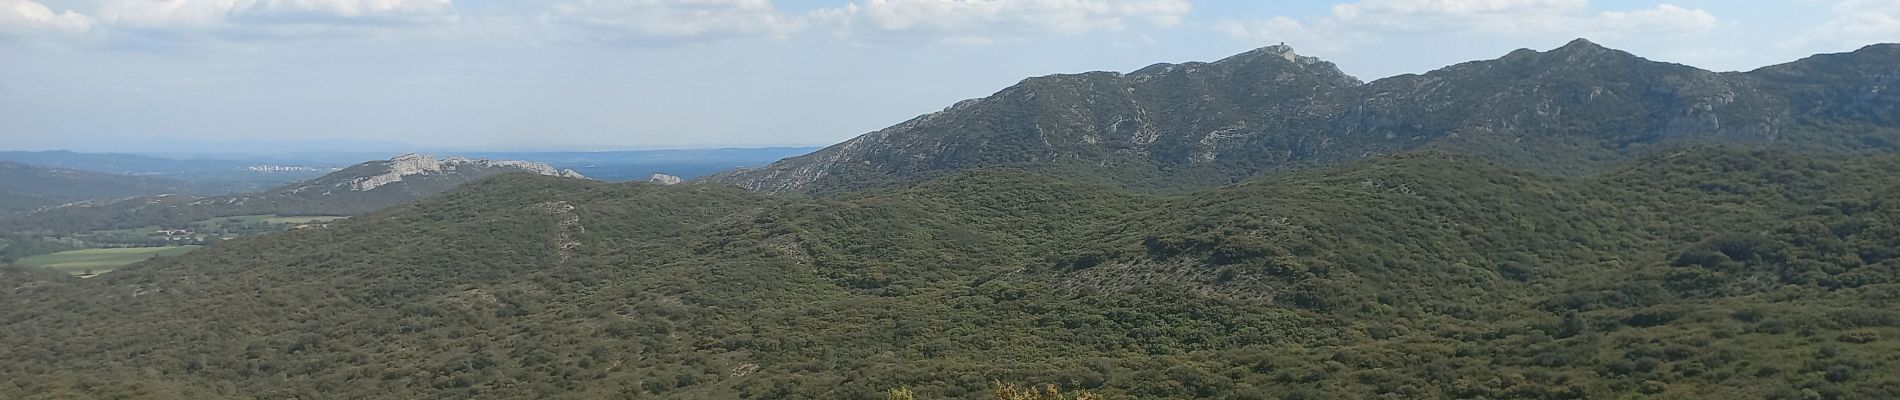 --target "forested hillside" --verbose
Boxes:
[5,146,1897,399]
[708,40,1900,195]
